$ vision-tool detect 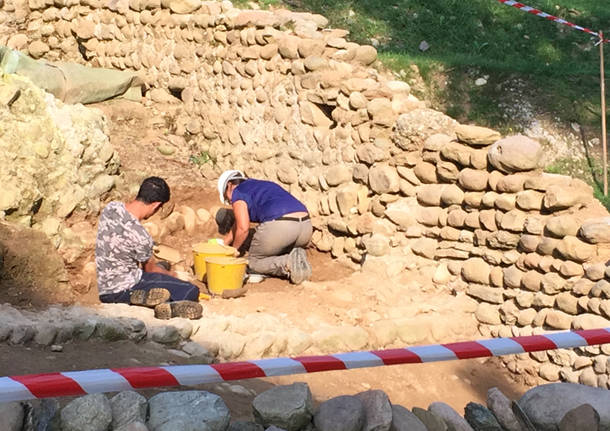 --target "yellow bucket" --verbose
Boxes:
[205,256,247,295]
[192,242,236,281]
